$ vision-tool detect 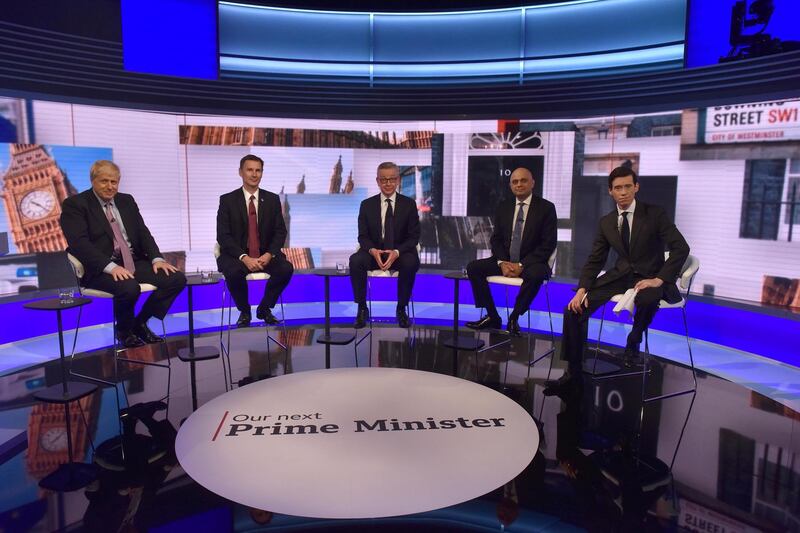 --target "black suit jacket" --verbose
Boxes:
[60,189,162,280]
[357,193,420,254]
[578,200,690,301]
[490,195,558,271]
[216,188,287,272]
